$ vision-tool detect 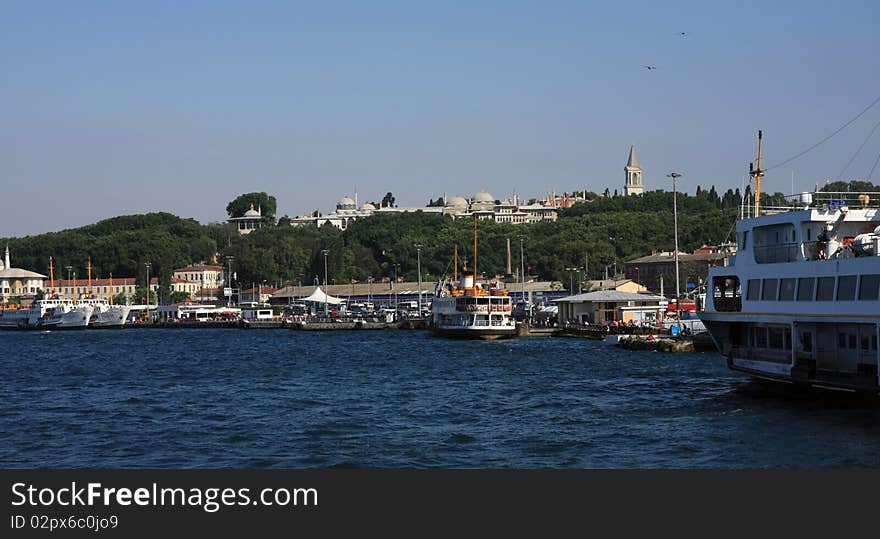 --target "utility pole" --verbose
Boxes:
[145,262,151,313]
[667,171,684,331]
[415,244,423,315]
[321,249,329,317]
[225,255,235,307]
[518,235,526,312]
